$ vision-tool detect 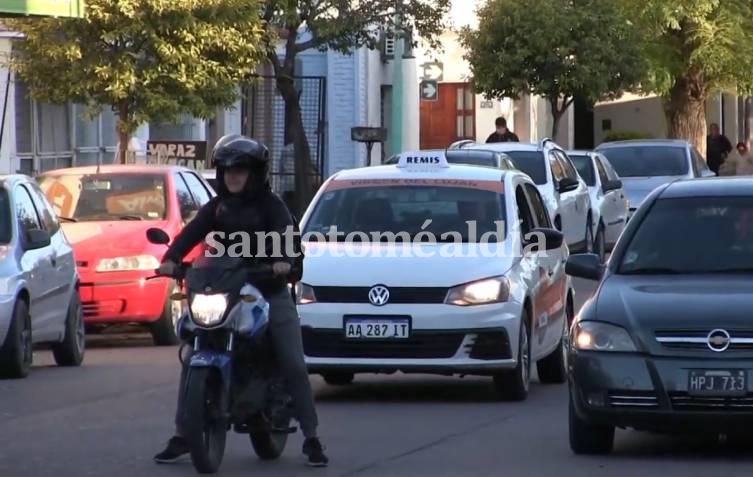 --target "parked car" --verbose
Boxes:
[594,139,716,218]
[38,165,215,346]
[297,151,574,399]
[0,175,84,378]
[566,150,630,261]
[454,139,595,253]
[565,177,753,454]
